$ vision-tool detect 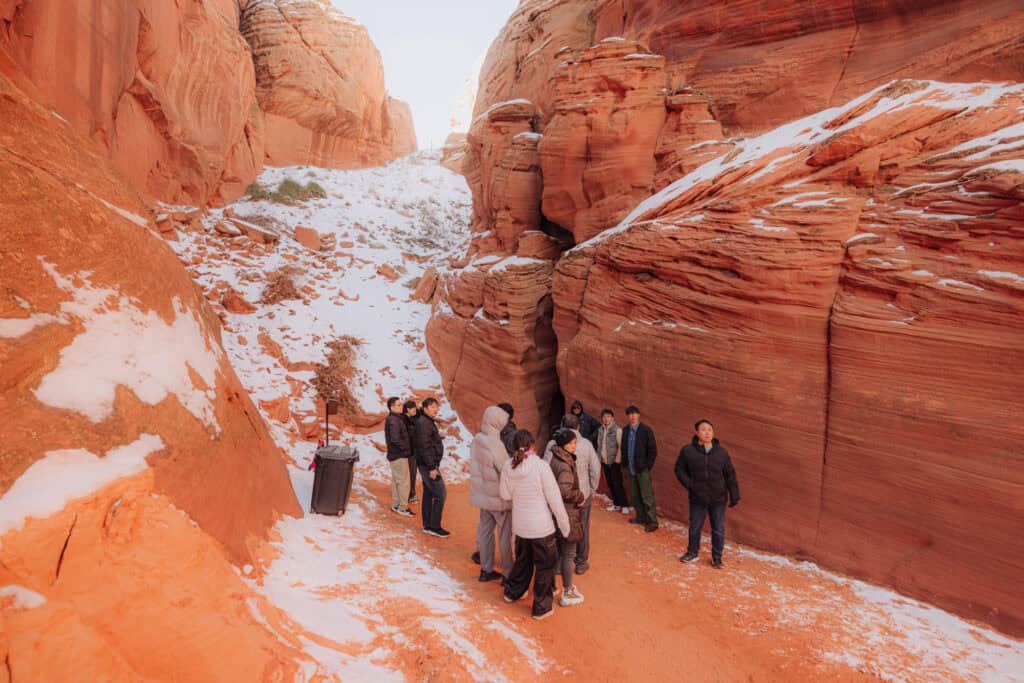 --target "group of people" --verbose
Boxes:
[383,397,741,621]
